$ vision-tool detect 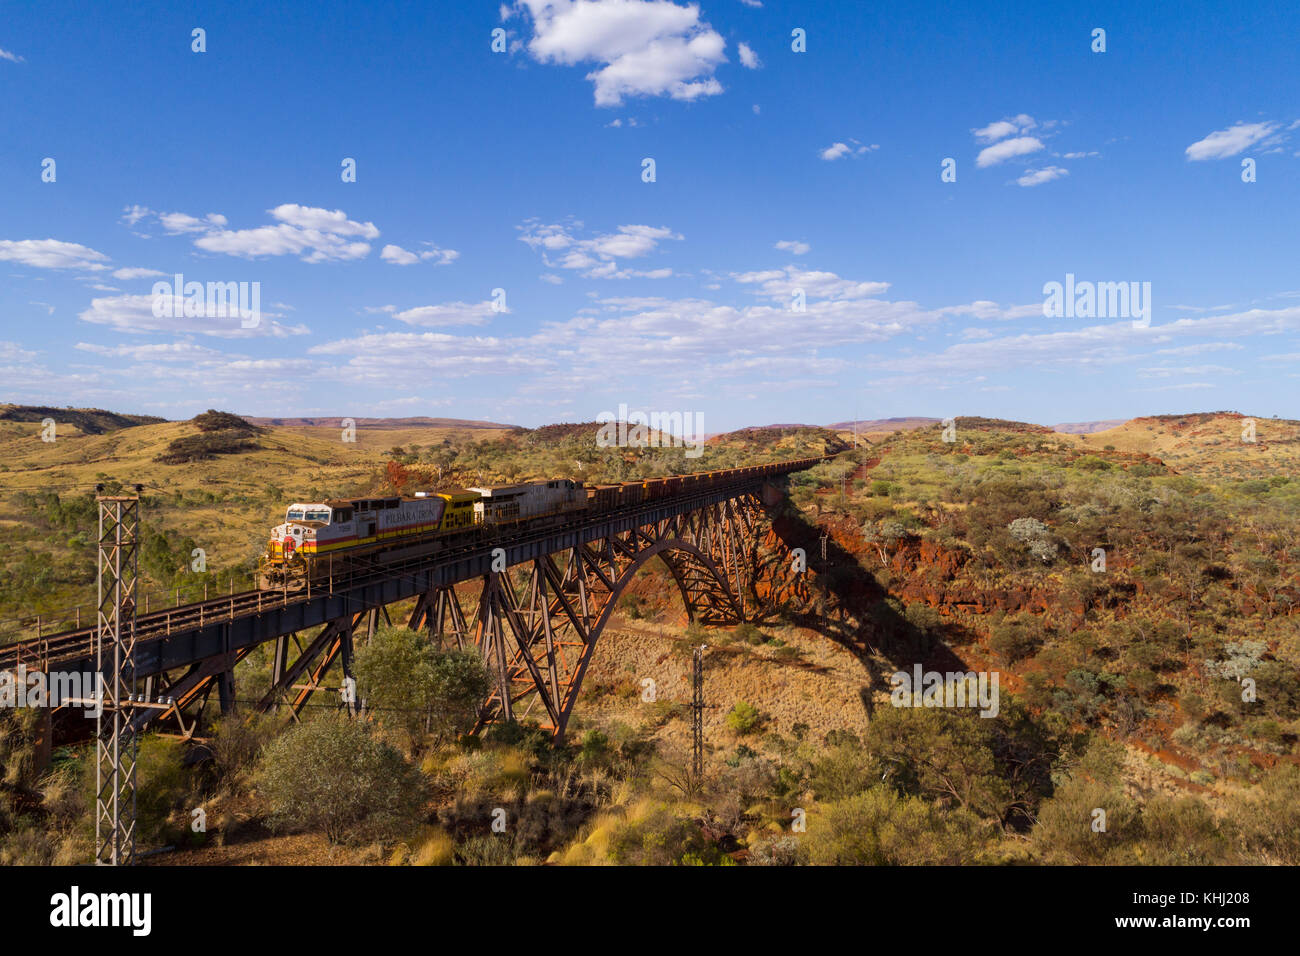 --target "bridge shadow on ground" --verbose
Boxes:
[761,507,975,700]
